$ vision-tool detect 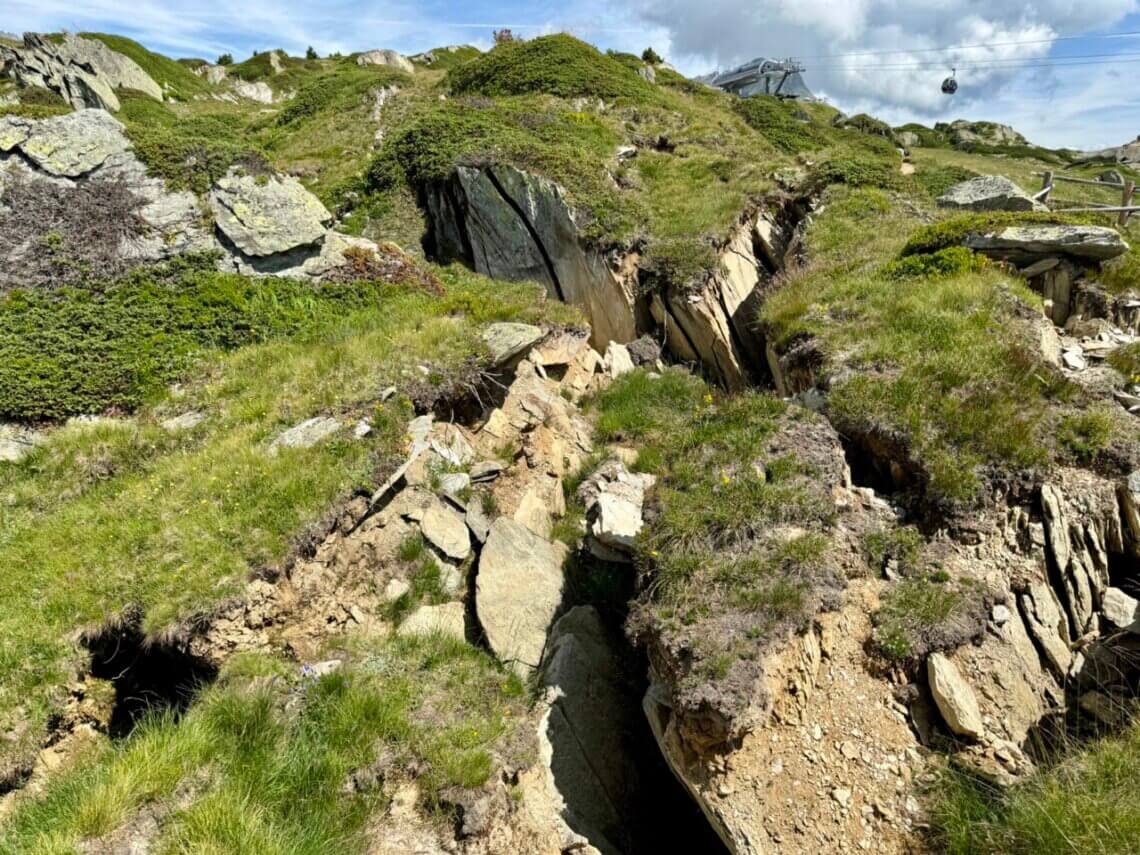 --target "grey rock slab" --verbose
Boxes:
[481,322,544,366]
[160,412,205,432]
[209,172,332,257]
[927,652,985,739]
[937,175,1046,212]
[465,501,493,543]
[18,109,130,177]
[356,49,415,72]
[470,460,503,483]
[397,602,466,641]
[0,424,45,463]
[268,416,341,453]
[420,501,471,561]
[231,80,276,104]
[604,341,635,378]
[965,225,1129,263]
[476,518,568,672]
[1102,587,1140,632]
[0,117,30,152]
